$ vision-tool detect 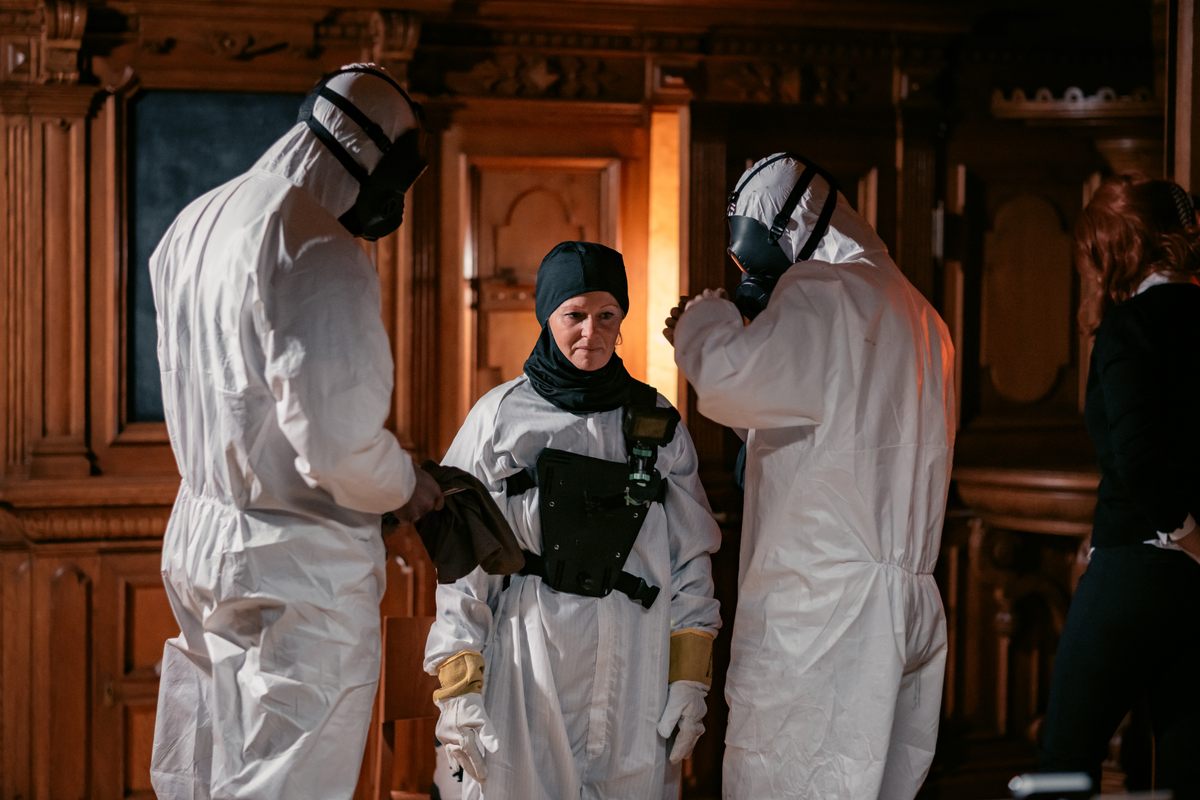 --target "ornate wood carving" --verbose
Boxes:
[0,6,42,84]
[11,508,169,540]
[992,86,1160,122]
[427,51,641,102]
[42,0,86,83]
